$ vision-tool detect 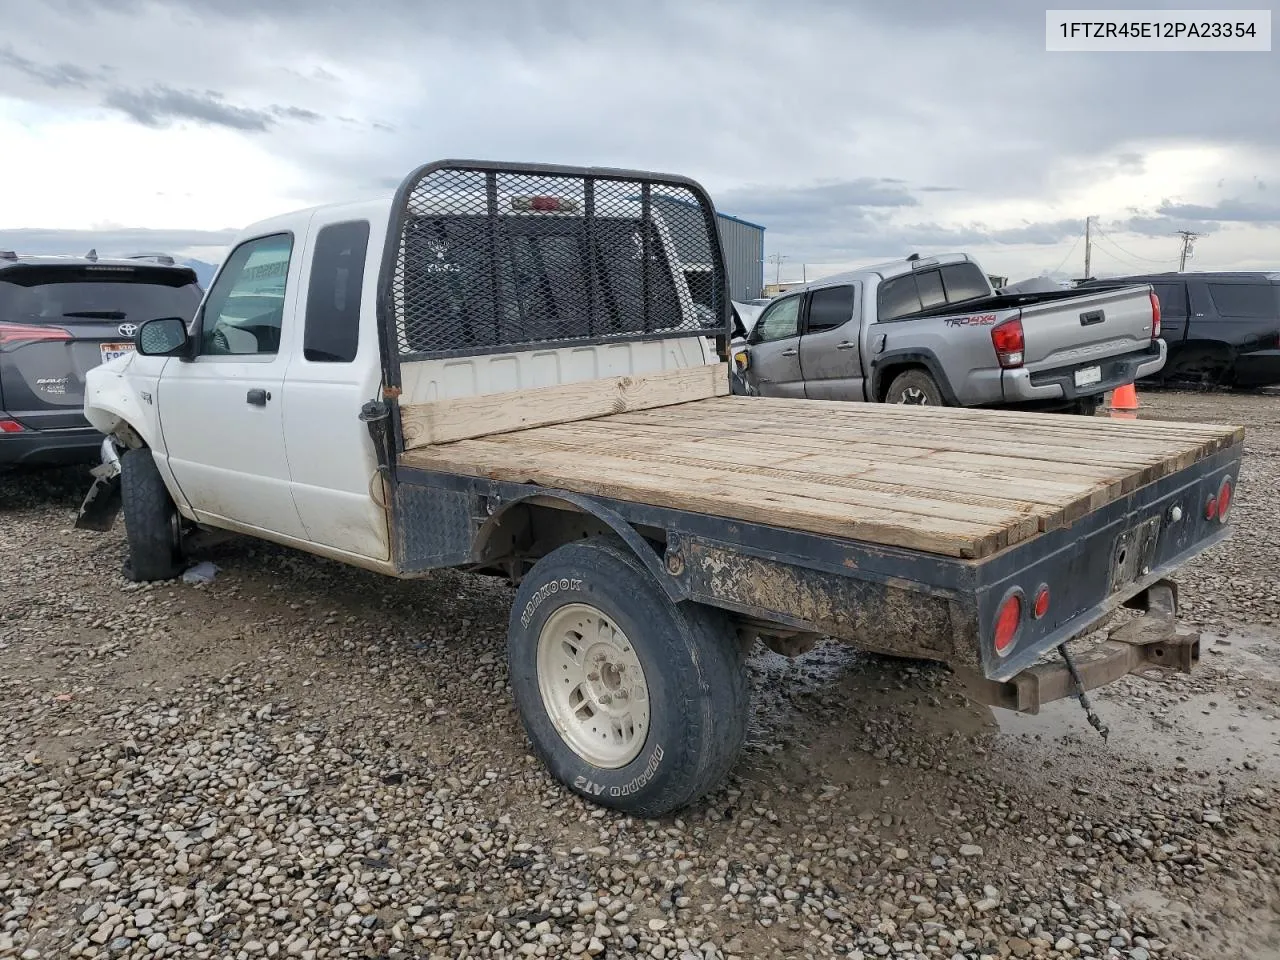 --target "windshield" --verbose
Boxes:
[0,271,202,325]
